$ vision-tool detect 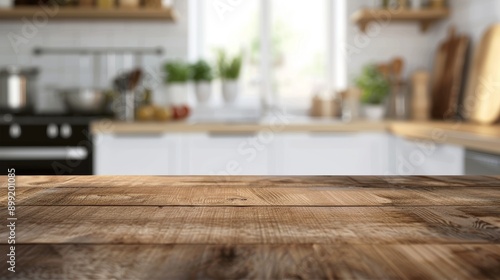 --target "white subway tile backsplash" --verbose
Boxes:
[0,1,188,112]
[0,55,16,65]
[2,0,496,112]
[347,0,500,84]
